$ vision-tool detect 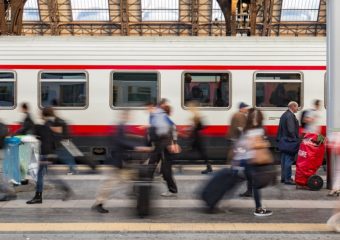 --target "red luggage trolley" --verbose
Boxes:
[295,133,326,190]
